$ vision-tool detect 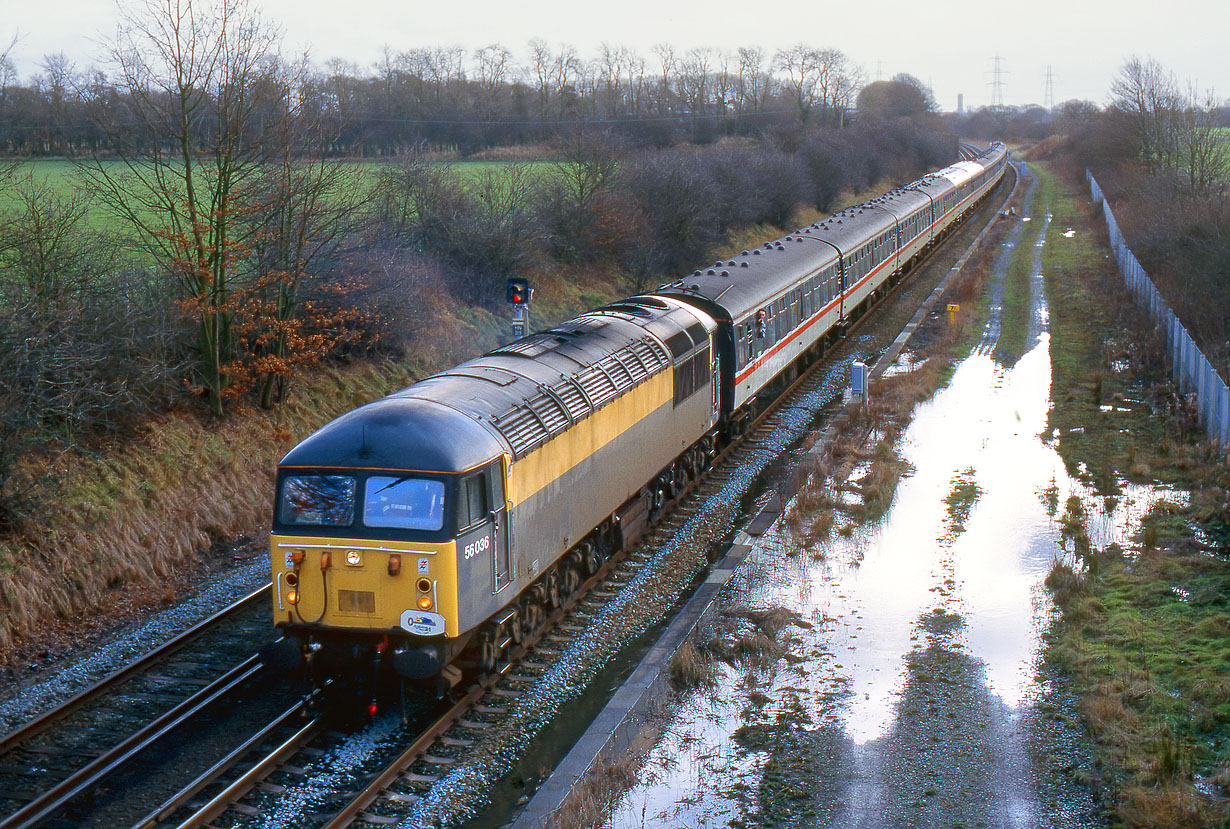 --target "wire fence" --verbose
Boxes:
[1088,171,1230,453]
